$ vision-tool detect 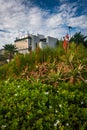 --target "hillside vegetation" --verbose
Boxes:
[0,43,87,130]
